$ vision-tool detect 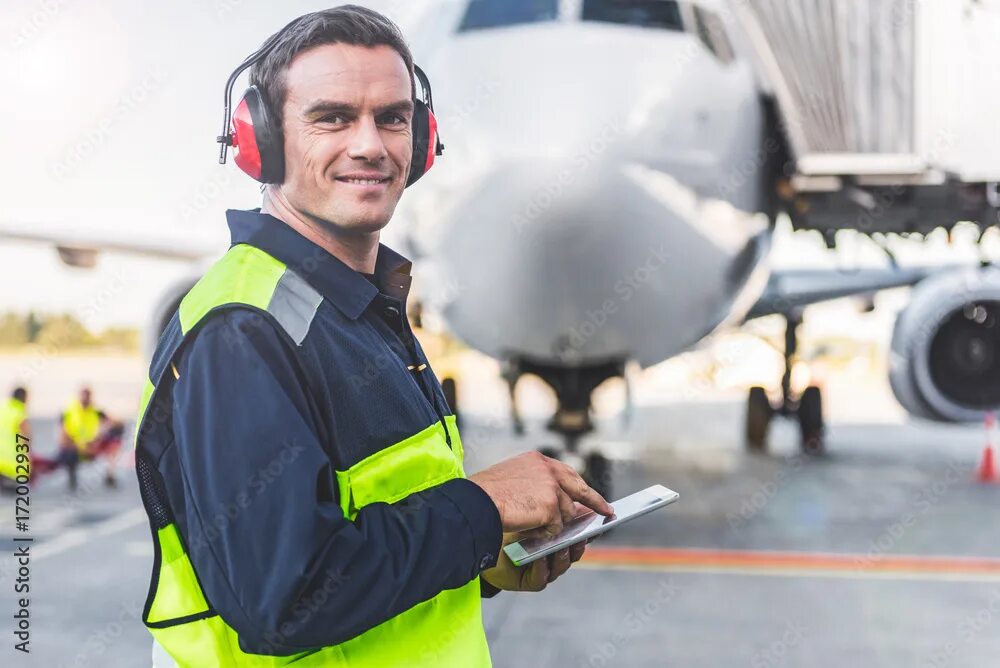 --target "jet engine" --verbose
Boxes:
[889,267,1000,421]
